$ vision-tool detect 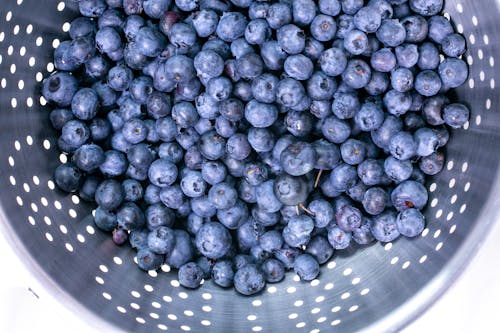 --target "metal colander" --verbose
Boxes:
[0,0,499,332]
